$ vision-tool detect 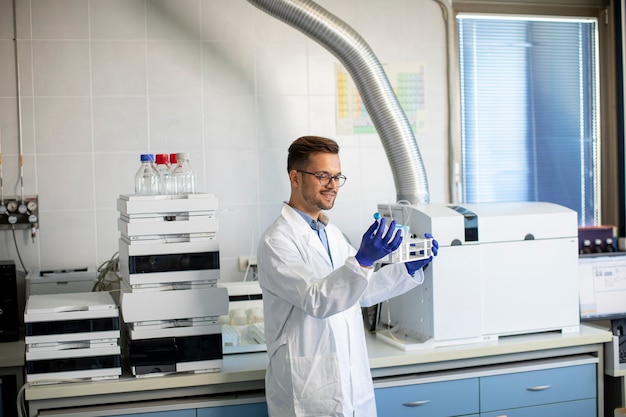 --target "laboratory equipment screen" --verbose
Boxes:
[579,253,626,321]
